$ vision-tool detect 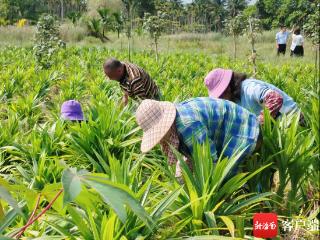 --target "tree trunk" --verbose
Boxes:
[252,50,257,76]
[251,39,257,75]
[128,37,131,61]
[127,5,134,61]
[315,45,319,87]
[233,34,237,59]
[171,16,174,34]
[155,38,159,62]
[60,0,64,20]
[249,18,257,75]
